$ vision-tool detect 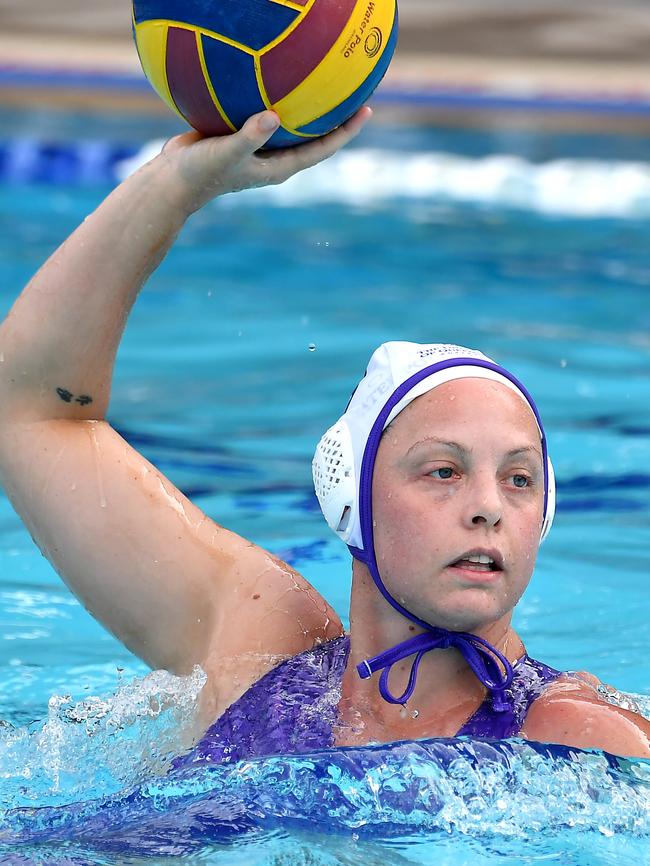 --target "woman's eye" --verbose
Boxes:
[431,467,455,480]
[512,474,530,488]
